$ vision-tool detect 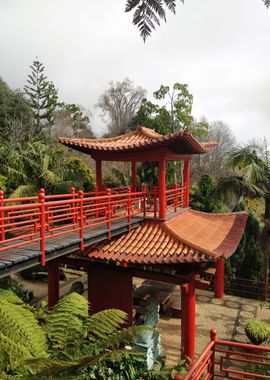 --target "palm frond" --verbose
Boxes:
[40,169,61,187]
[263,0,270,8]
[216,175,262,200]
[10,184,37,198]
[226,145,264,170]
[125,0,183,41]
